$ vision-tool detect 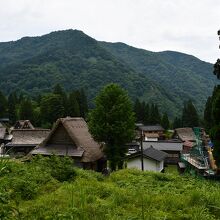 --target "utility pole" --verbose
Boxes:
[140,129,144,171]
